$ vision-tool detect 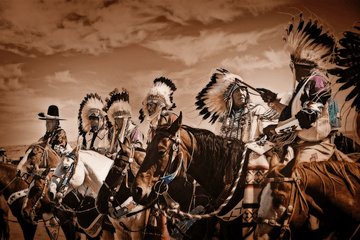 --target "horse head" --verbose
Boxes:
[17,140,59,180]
[47,144,85,203]
[131,112,193,206]
[22,167,51,223]
[254,159,309,240]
